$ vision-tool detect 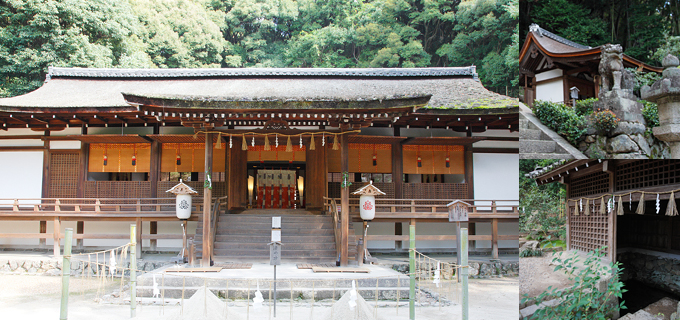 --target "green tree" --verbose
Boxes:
[0,0,145,97]
[519,159,566,234]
